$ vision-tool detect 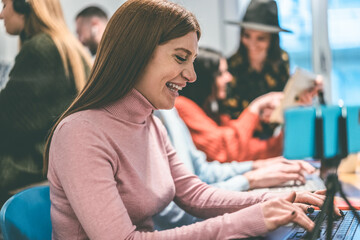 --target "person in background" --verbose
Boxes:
[75,5,108,56]
[155,108,315,190]
[0,0,92,206]
[176,47,284,162]
[44,0,336,239]
[153,107,316,230]
[224,0,292,139]
[0,61,12,90]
